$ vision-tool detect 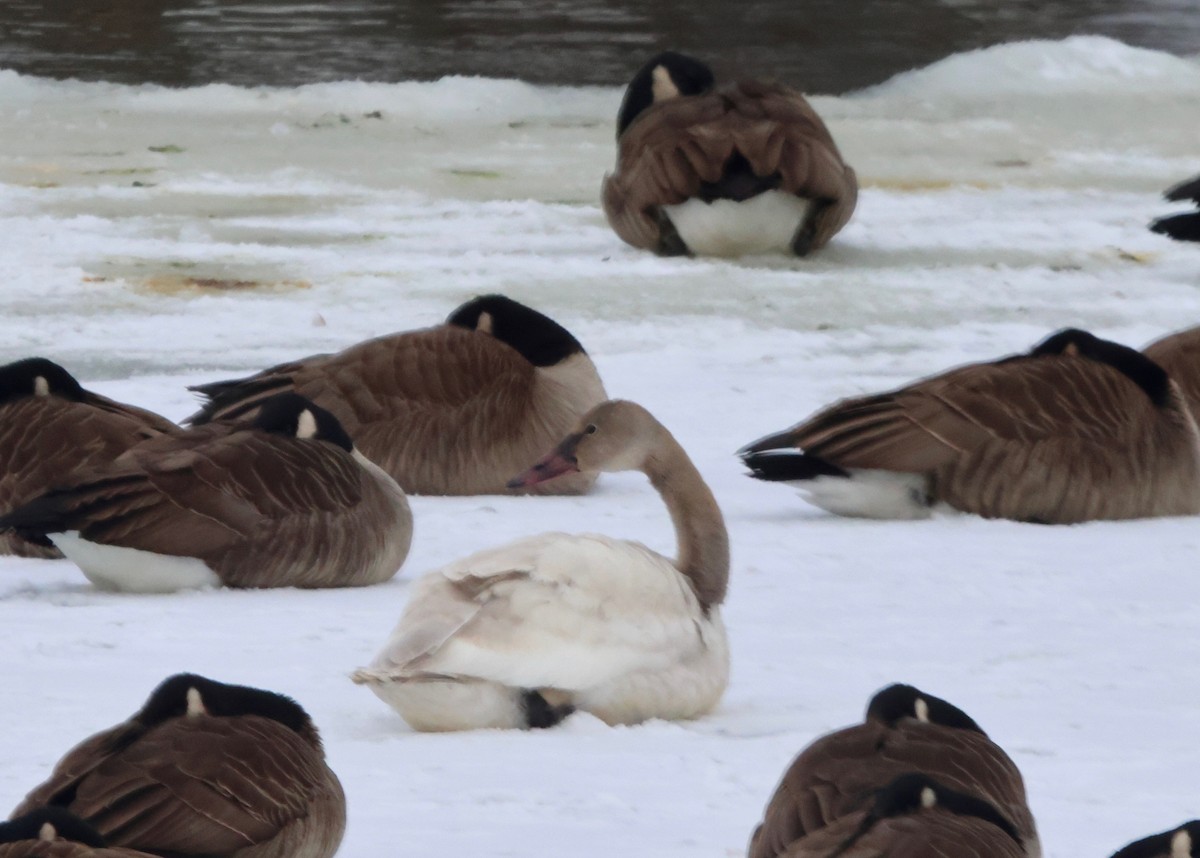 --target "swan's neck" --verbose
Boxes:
[645,433,729,610]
